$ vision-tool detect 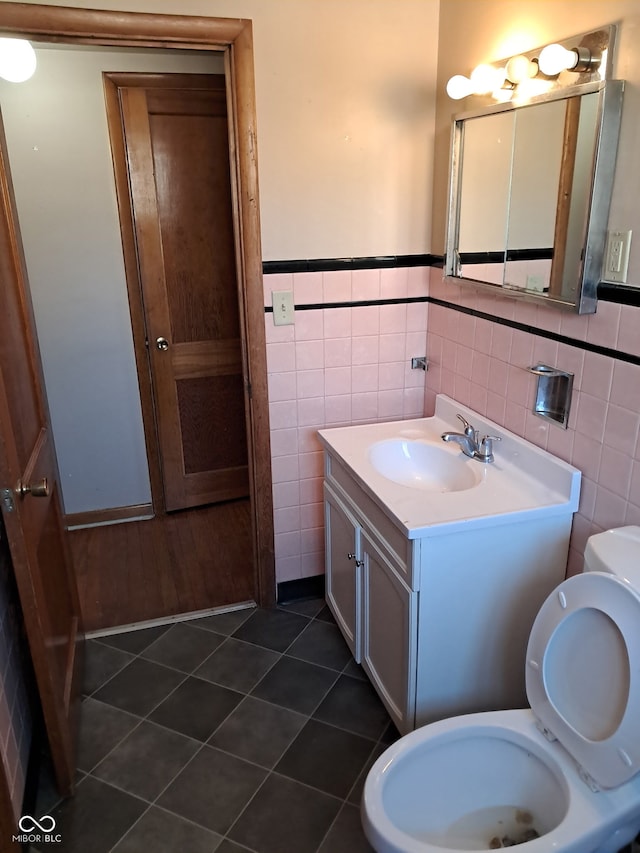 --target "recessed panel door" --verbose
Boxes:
[118,75,249,511]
